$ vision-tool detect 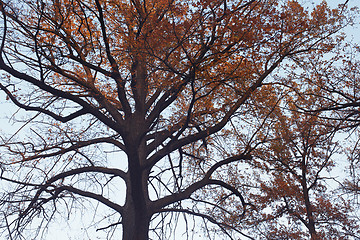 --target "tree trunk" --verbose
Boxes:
[303,189,317,239]
[122,166,151,240]
[122,57,151,239]
[301,168,318,239]
[122,206,150,240]
[122,141,151,240]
